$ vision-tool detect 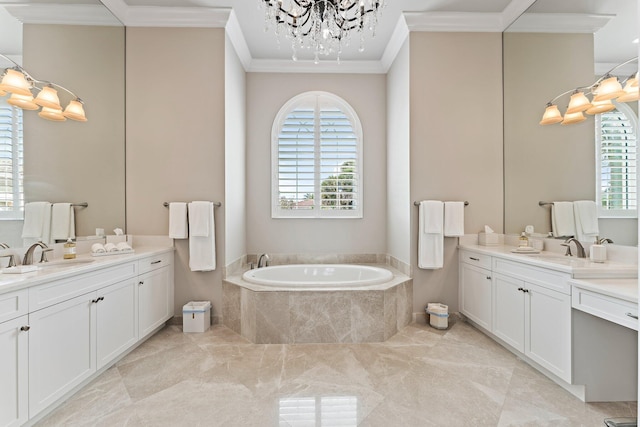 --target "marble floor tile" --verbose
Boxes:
[36,320,637,427]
